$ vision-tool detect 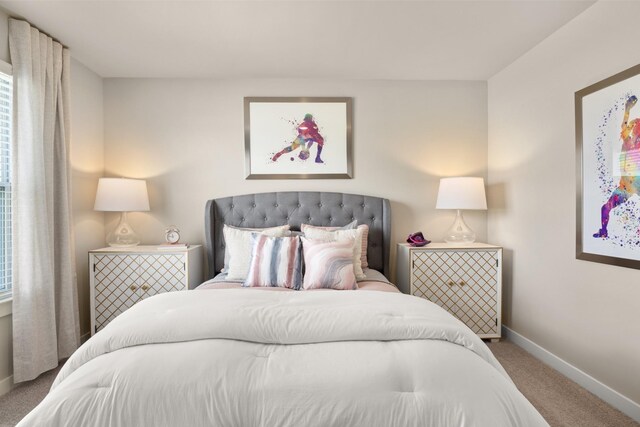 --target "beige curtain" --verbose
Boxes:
[9,19,79,382]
